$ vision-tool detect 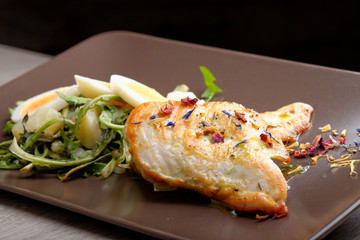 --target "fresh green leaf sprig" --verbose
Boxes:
[200,66,223,102]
